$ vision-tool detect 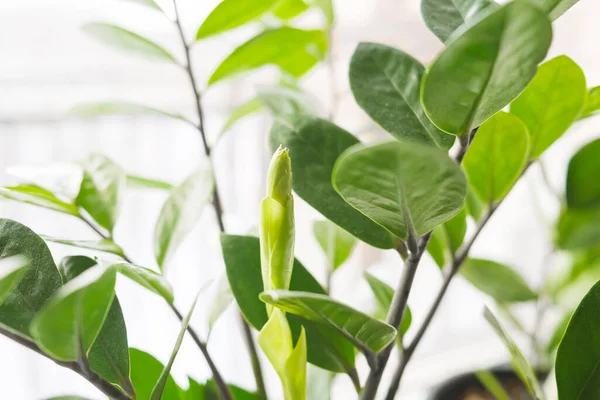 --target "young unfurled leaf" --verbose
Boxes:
[69,102,195,127]
[0,256,28,306]
[511,56,586,159]
[580,86,600,119]
[126,175,173,191]
[150,293,200,400]
[349,42,454,148]
[42,236,125,257]
[484,307,543,399]
[364,273,412,336]
[0,185,79,216]
[76,154,126,234]
[313,220,356,271]
[260,290,397,354]
[270,116,394,249]
[83,23,177,63]
[0,219,62,337]
[154,164,214,271]
[130,349,183,400]
[333,141,466,239]
[463,112,529,205]
[421,0,496,42]
[31,264,116,361]
[421,1,552,135]
[525,0,581,21]
[111,262,174,304]
[209,28,327,85]
[196,0,280,40]
[461,259,537,303]
[566,138,600,210]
